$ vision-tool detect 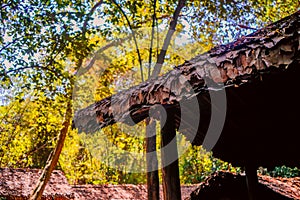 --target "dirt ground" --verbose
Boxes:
[72,172,300,200]
[0,167,197,200]
[1,168,300,200]
[72,184,199,200]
